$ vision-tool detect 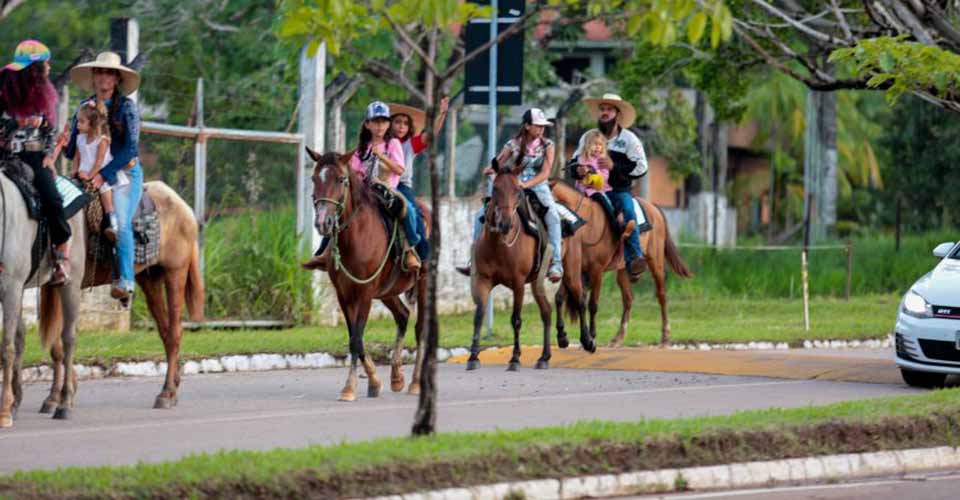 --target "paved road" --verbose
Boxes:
[634,471,960,499]
[0,362,917,473]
